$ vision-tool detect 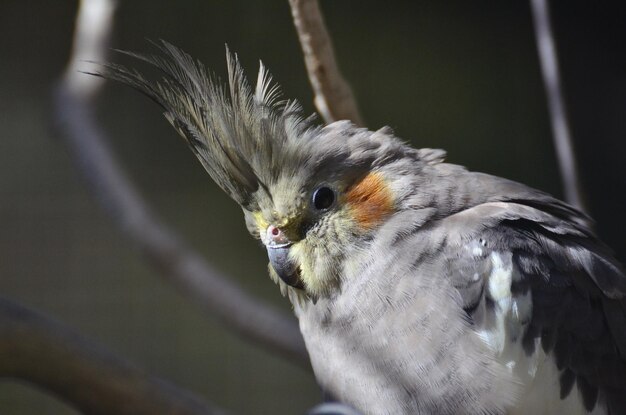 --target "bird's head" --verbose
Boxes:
[97,42,443,299]
[245,132,400,298]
